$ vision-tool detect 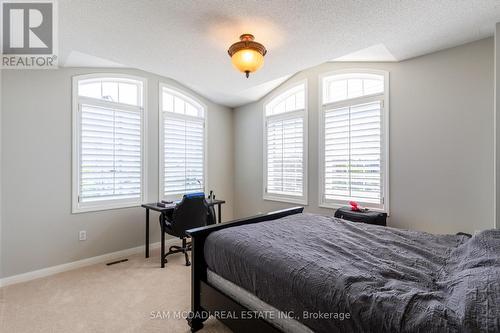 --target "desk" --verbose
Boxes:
[141,199,225,267]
